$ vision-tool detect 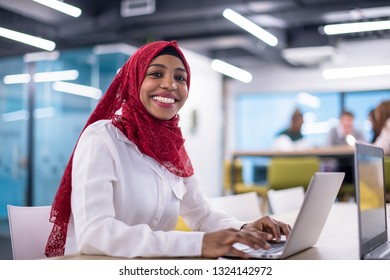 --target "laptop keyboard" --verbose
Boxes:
[241,240,286,254]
